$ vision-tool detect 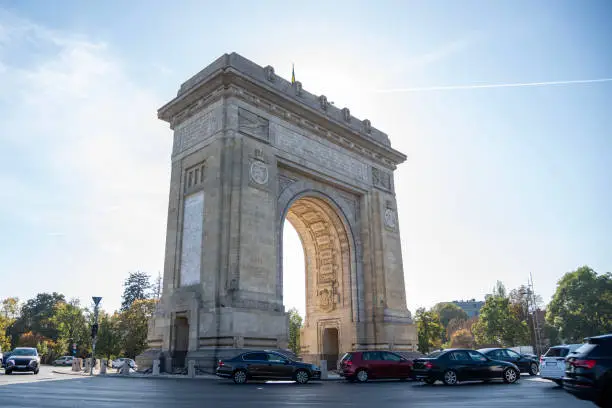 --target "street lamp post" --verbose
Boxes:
[90,296,102,376]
